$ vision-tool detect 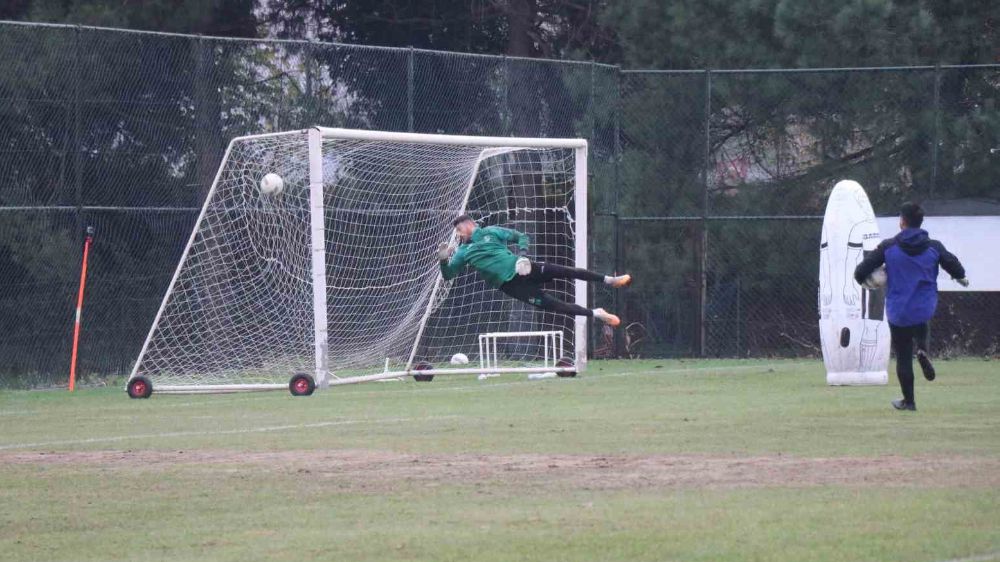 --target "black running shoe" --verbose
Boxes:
[891,399,916,411]
[916,350,936,381]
